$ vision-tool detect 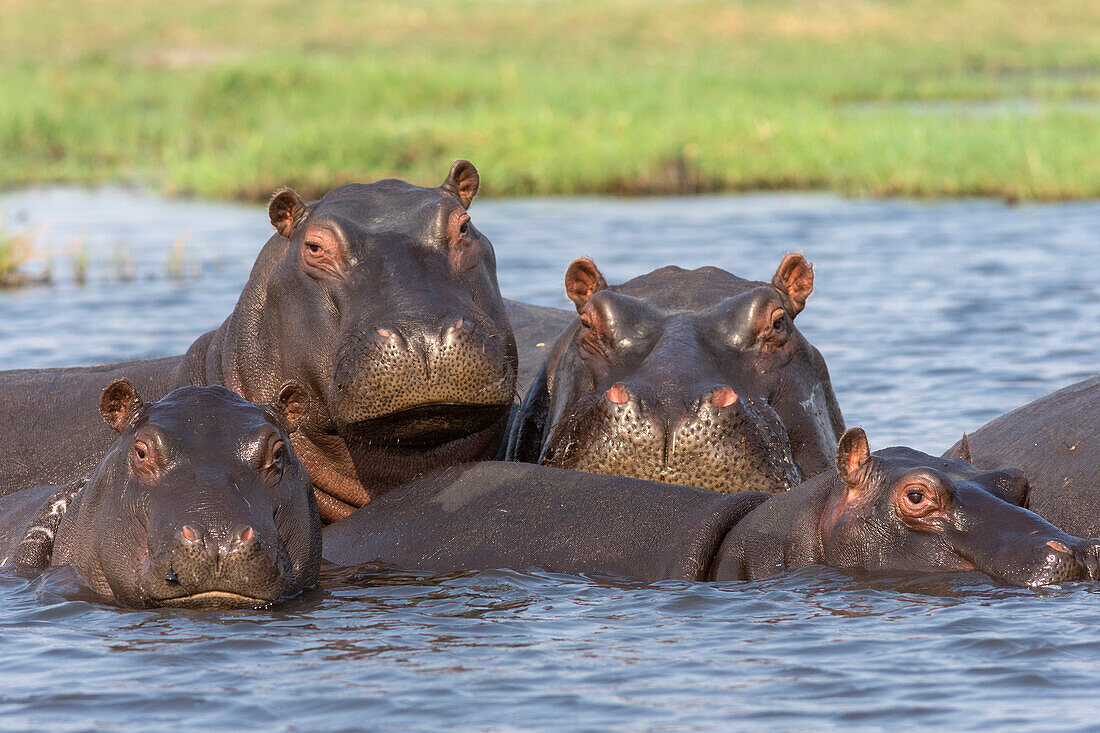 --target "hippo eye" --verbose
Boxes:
[770,308,786,332]
[907,491,924,504]
[459,220,470,236]
[272,441,285,463]
[131,439,158,480]
[305,241,322,255]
